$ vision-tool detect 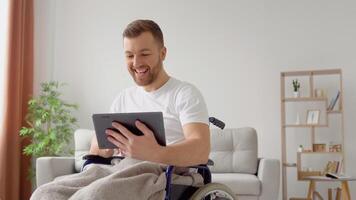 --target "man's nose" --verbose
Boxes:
[133,56,142,67]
